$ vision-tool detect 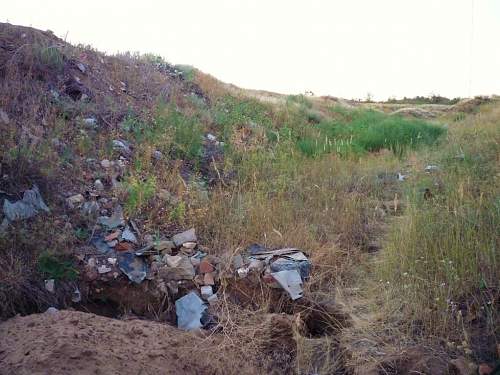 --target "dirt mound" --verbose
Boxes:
[0,309,258,375]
